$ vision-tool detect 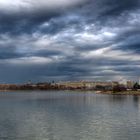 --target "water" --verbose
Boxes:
[0,91,140,140]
